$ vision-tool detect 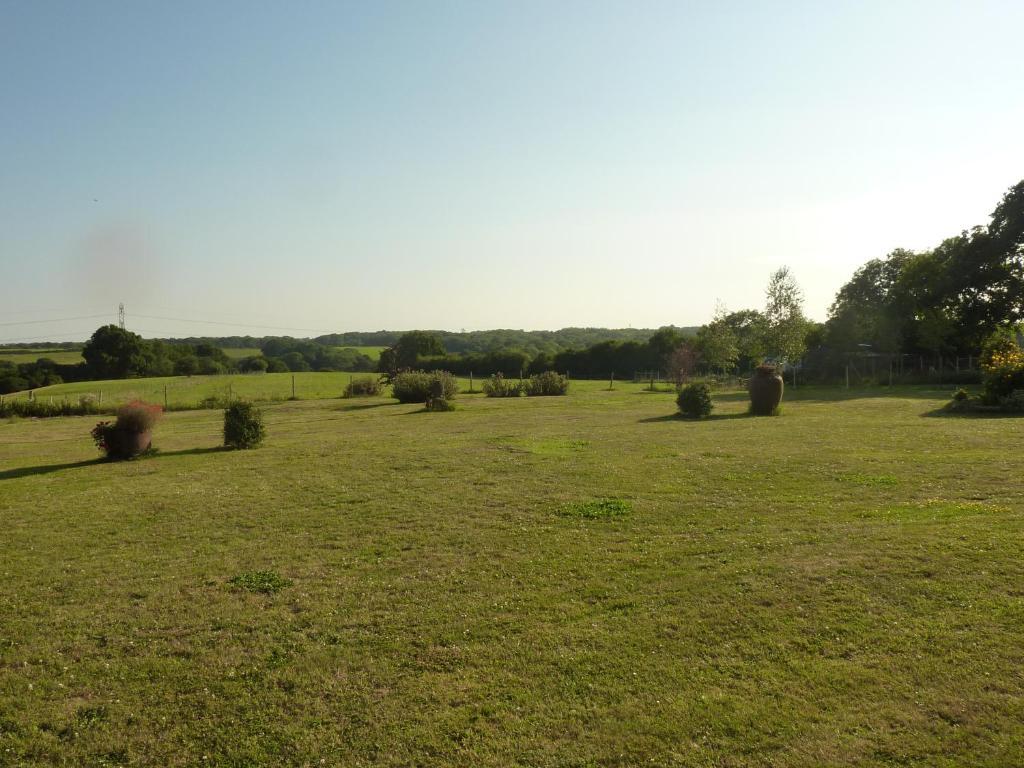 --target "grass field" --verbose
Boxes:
[0,372,385,407]
[2,385,1023,766]
[220,347,262,360]
[223,346,386,361]
[0,348,83,365]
